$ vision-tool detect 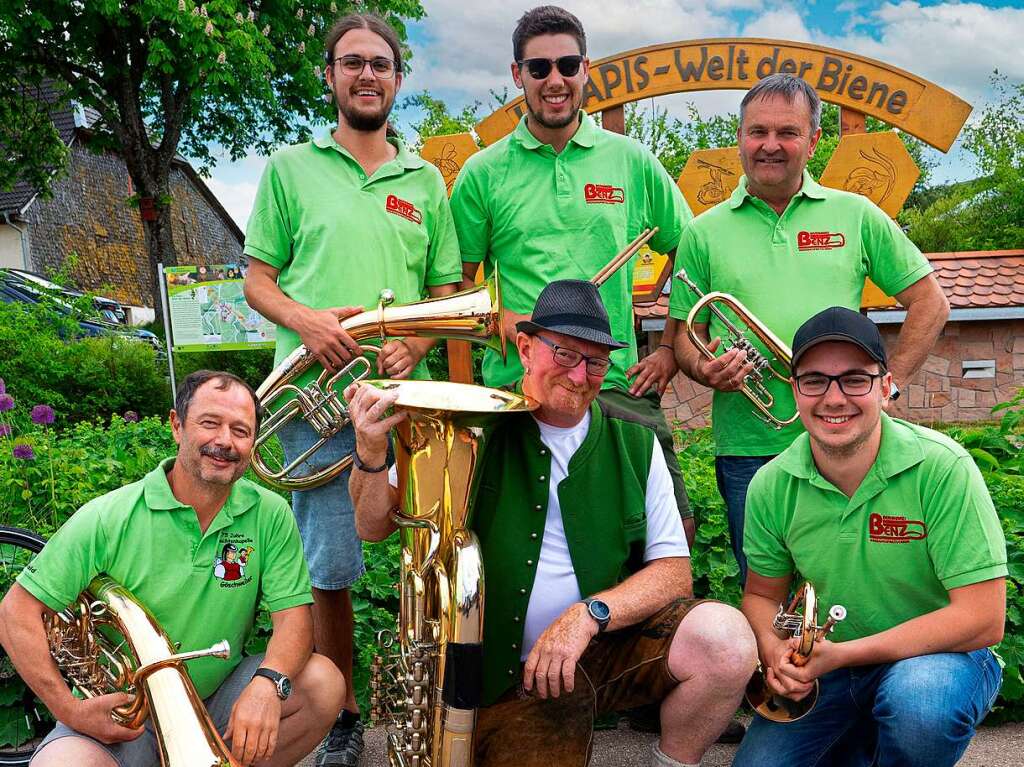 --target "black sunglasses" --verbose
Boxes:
[517,55,585,80]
